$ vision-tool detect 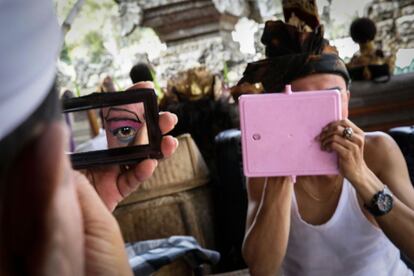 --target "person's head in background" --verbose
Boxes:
[97,75,116,92]
[0,0,84,274]
[235,0,351,118]
[129,62,153,84]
